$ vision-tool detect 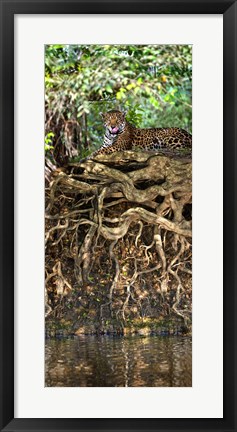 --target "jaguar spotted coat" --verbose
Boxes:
[90,110,192,158]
